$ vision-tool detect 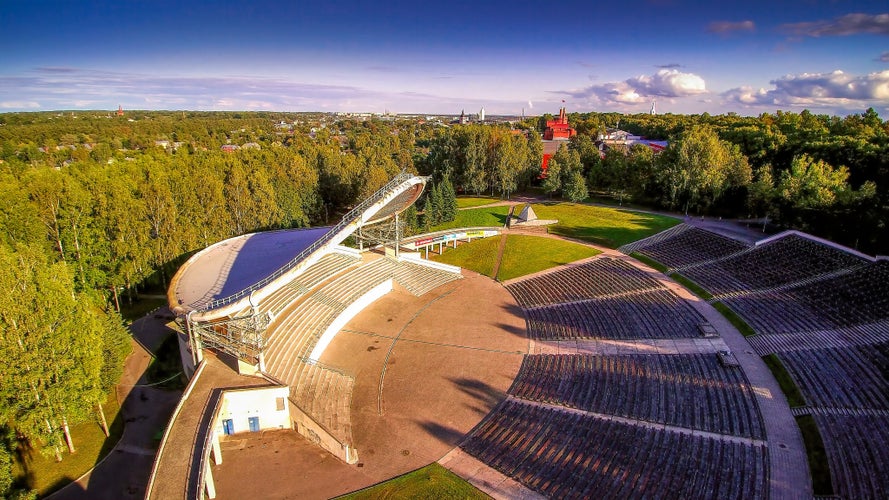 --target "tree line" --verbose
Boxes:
[0,111,421,495]
[514,108,887,253]
[0,107,886,495]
